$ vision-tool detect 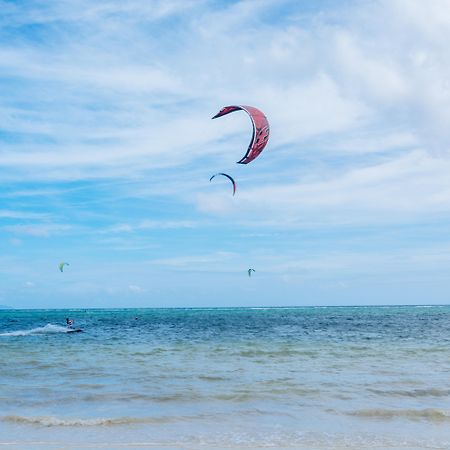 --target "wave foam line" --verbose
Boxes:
[1,415,169,427]
[349,408,450,421]
[0,324,73,337]
[369,388,450,398]
[0,415,195,427]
